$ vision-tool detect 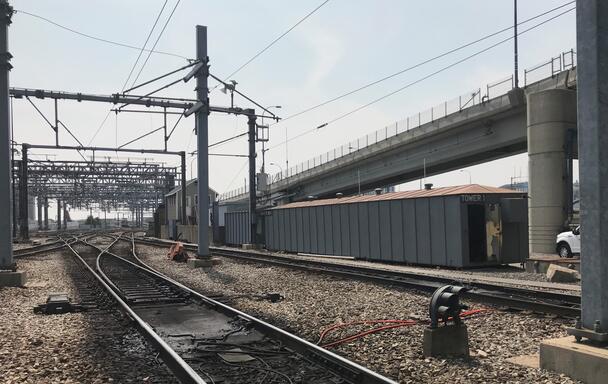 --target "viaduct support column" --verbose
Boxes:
[527,89,576,254]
